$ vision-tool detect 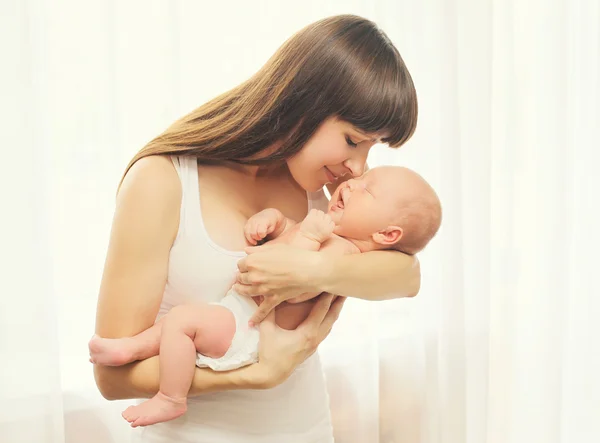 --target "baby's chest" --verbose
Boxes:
[201,194,307,251]
[274,226,357,255]
[202,199,307,251]
[321,235,359,255]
